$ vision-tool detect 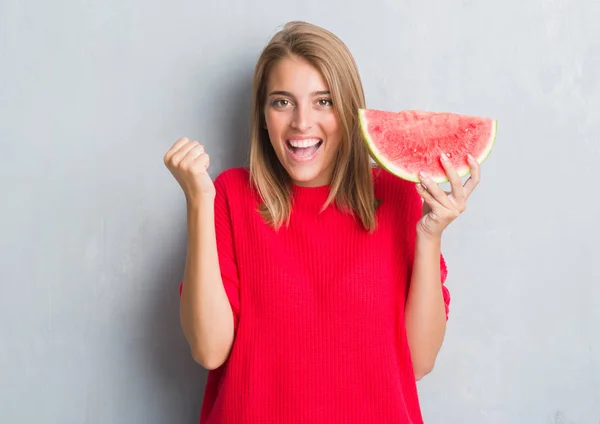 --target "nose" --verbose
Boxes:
[291,102,312,132]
